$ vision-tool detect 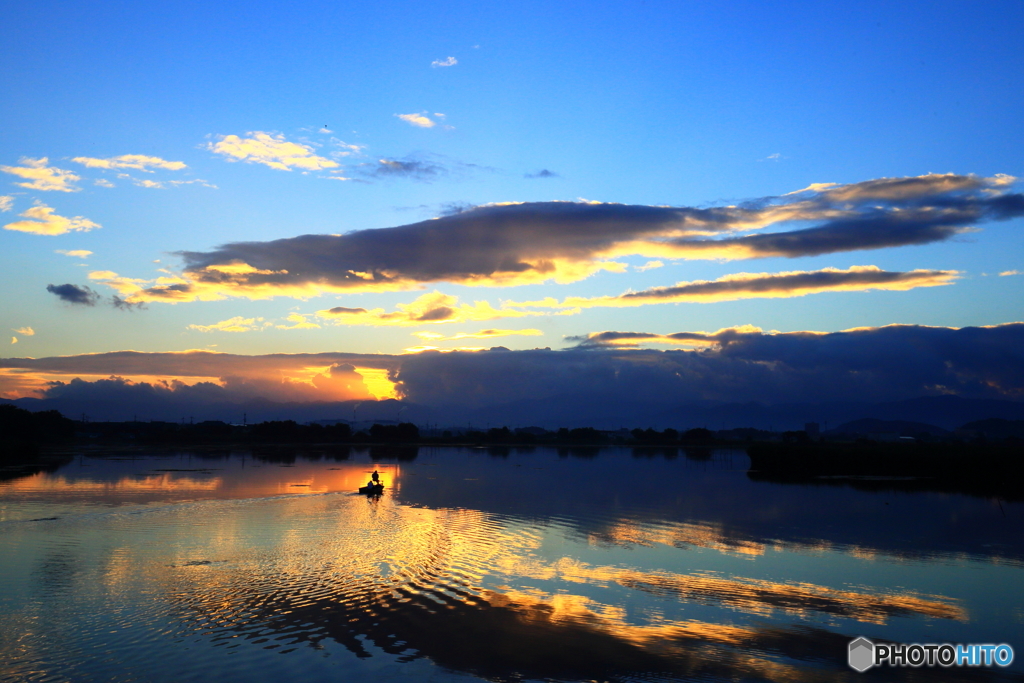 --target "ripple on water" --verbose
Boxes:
[2,472,1014,683]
